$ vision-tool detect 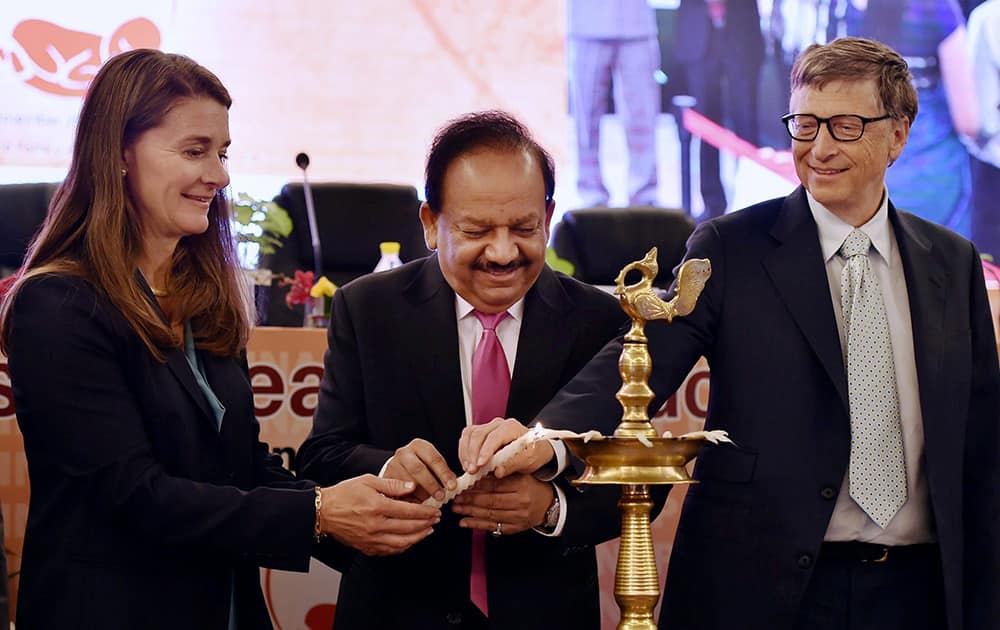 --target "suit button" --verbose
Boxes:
[820,487,836,500]
[797,554,813,569]
[445,611,463,625]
